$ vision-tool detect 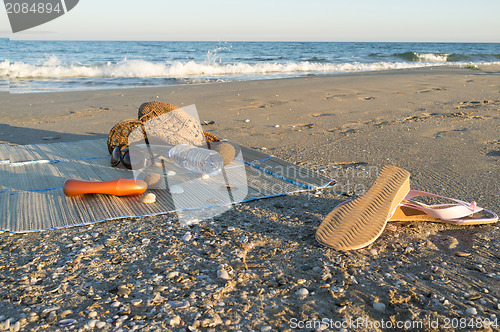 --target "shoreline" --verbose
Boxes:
[4,61,500,95]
